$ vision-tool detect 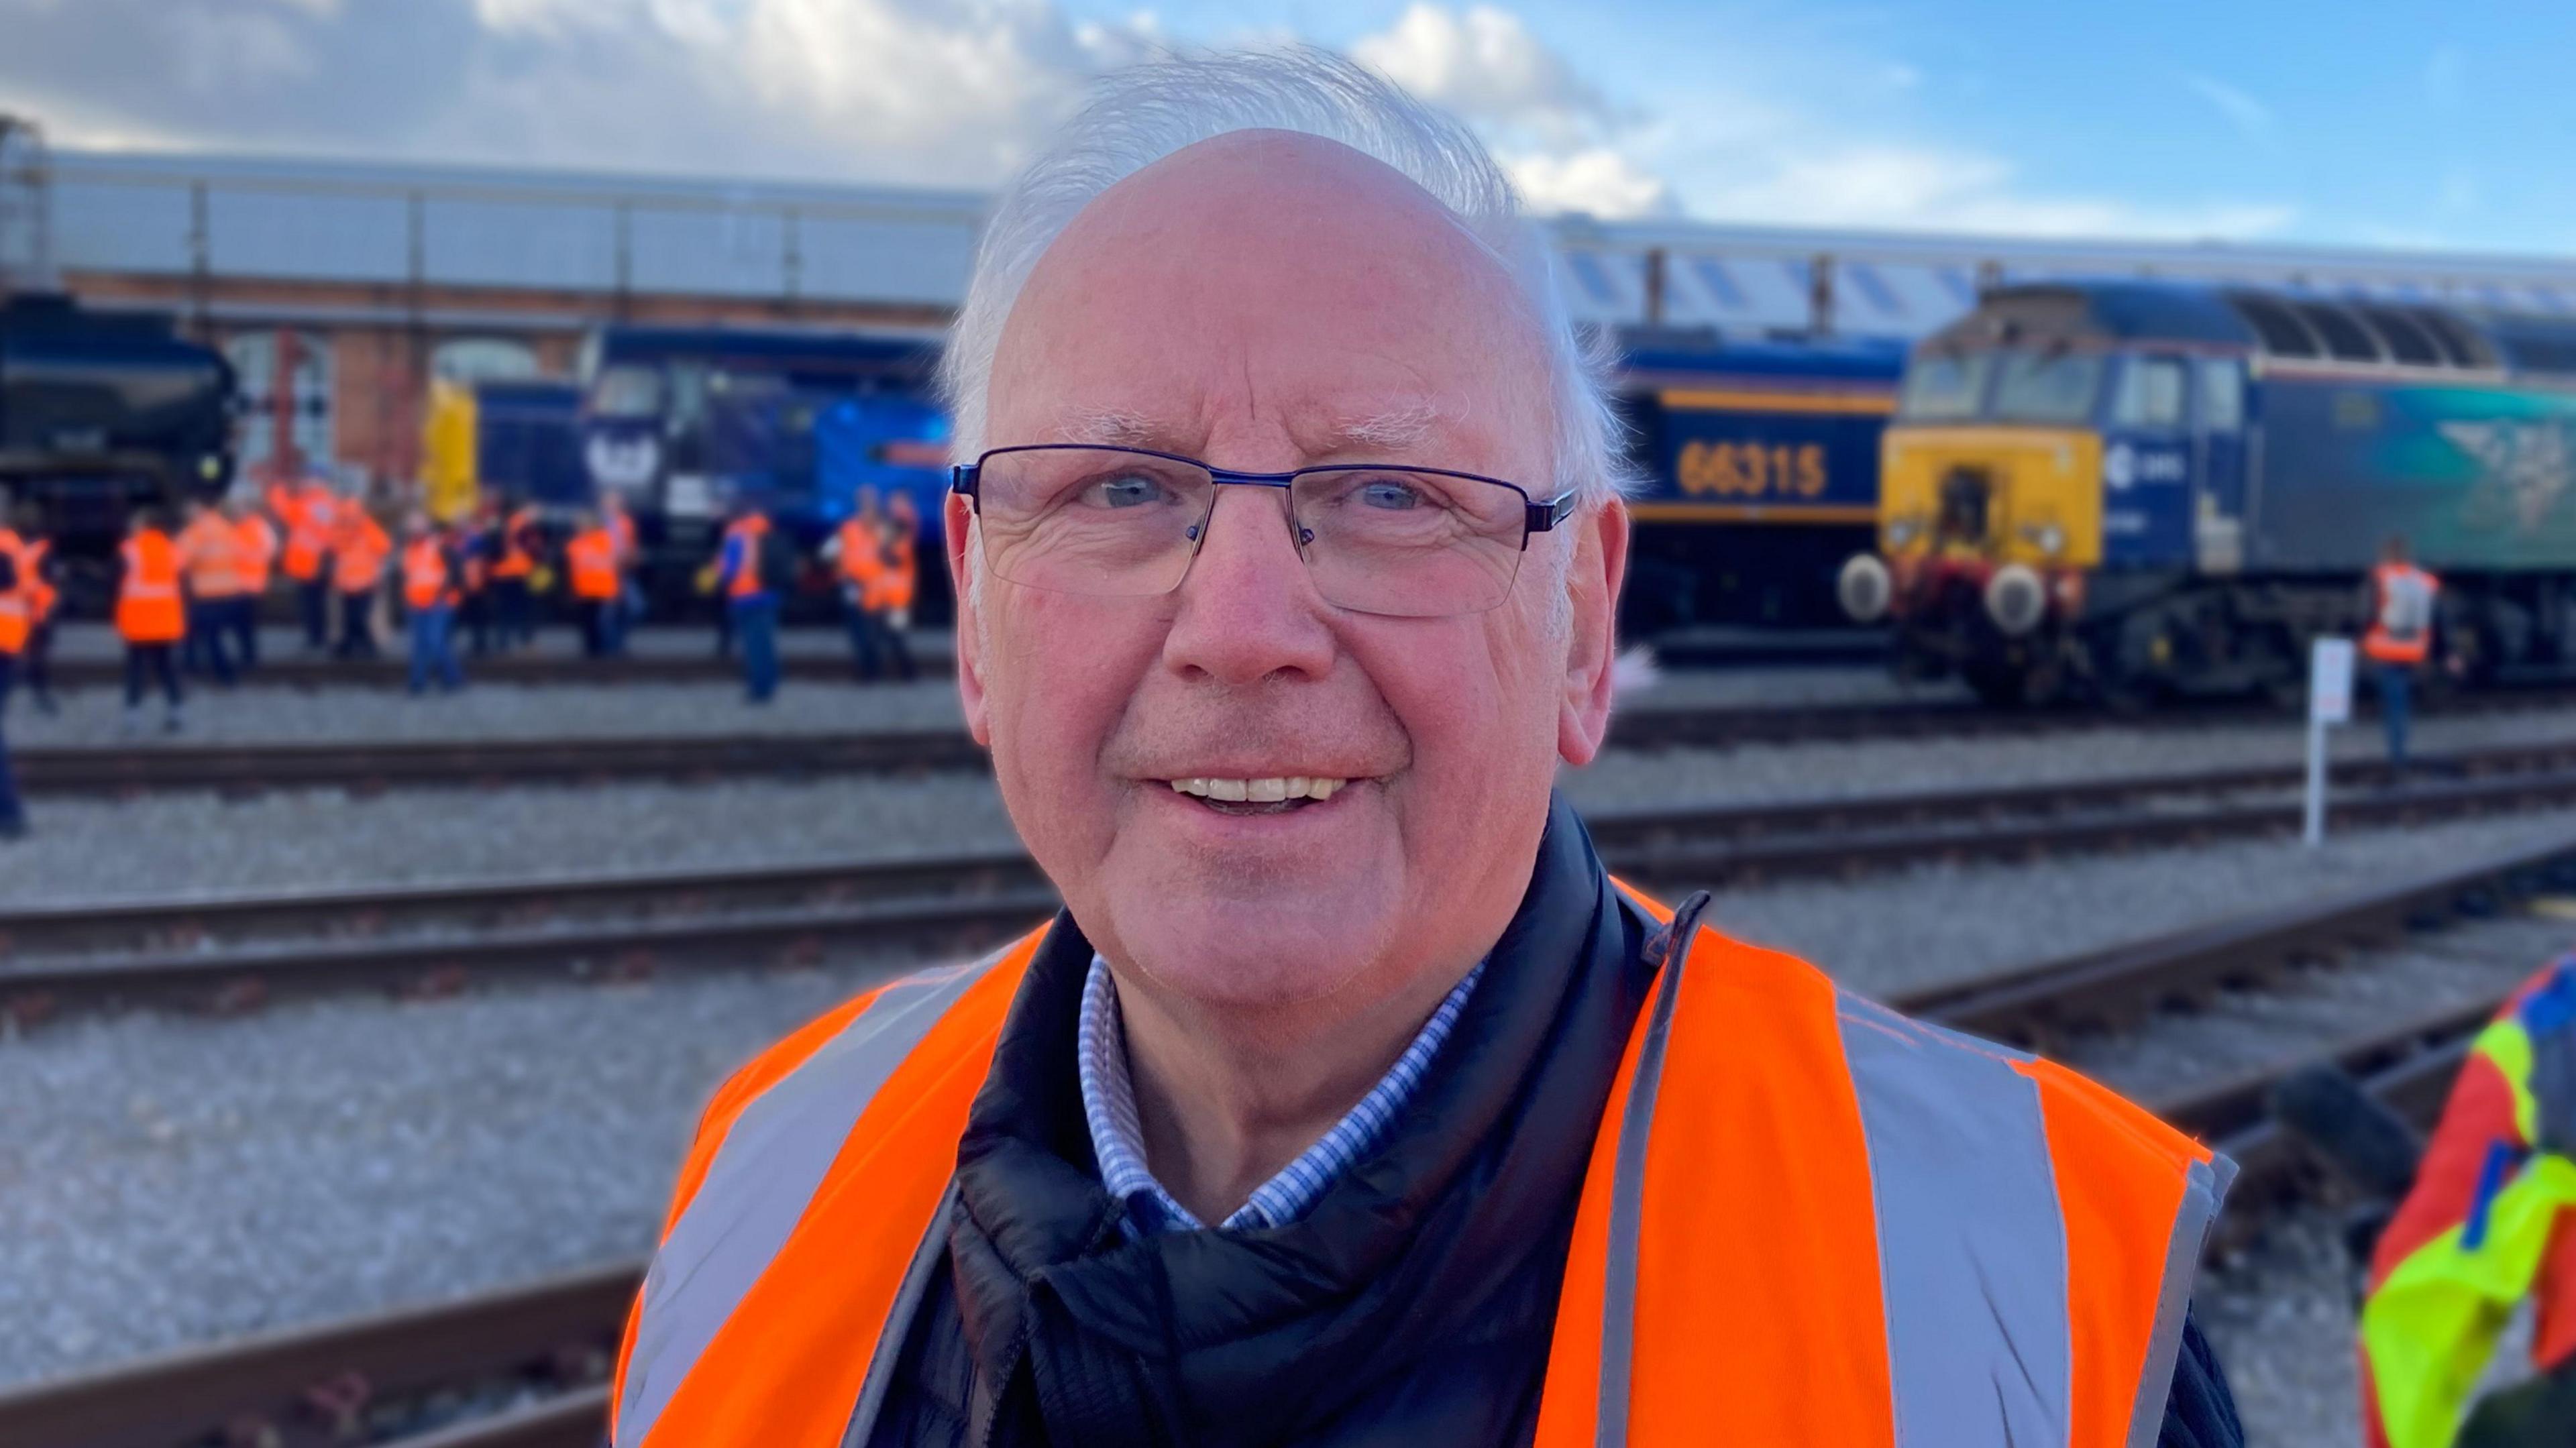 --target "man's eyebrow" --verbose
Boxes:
[1312,403,1444,454]
[1053,410,1167,447]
